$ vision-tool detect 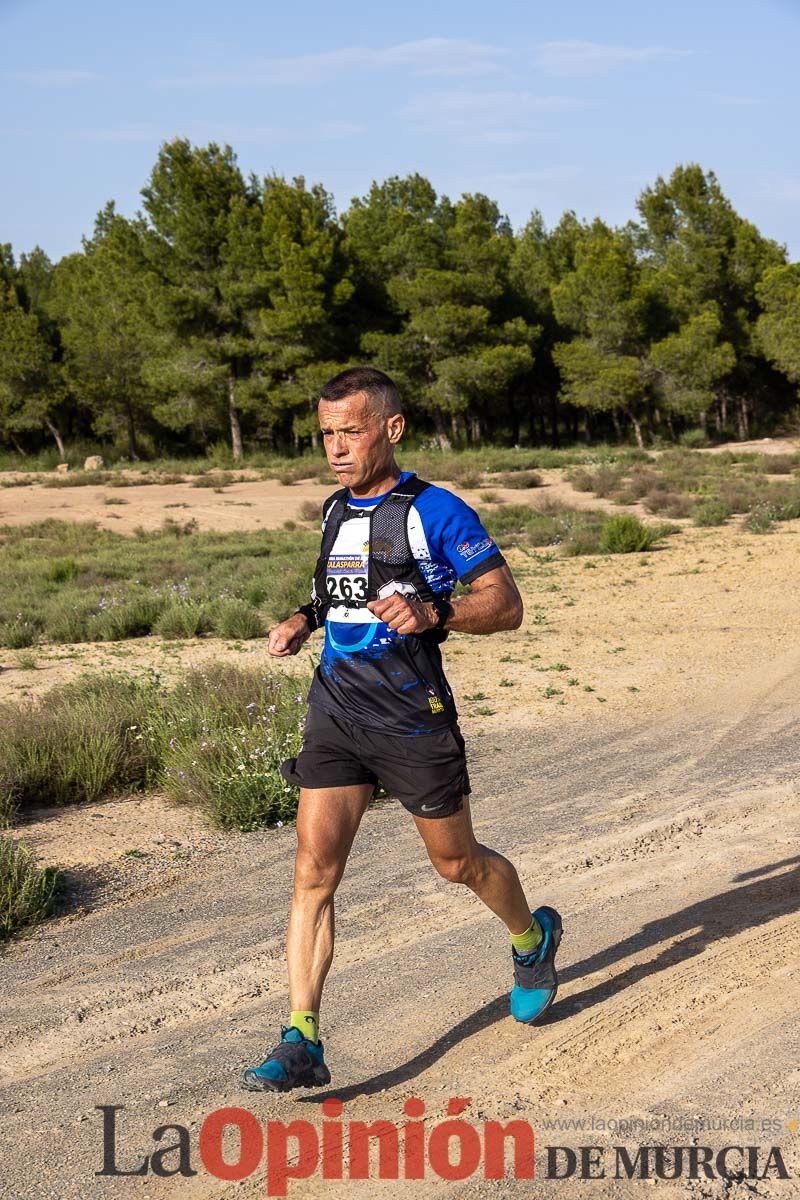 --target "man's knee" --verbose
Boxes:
[431,852,481,887]
[293,844,345,897]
